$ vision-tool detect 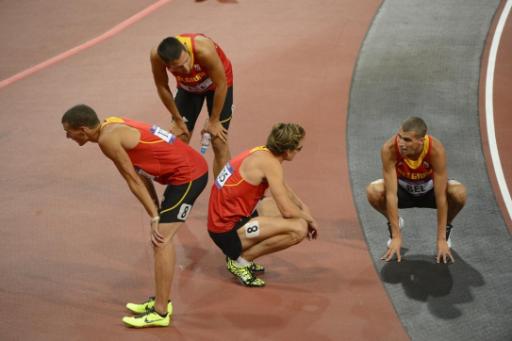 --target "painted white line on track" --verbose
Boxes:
[0,0,172,89]
[485,0,512,222]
